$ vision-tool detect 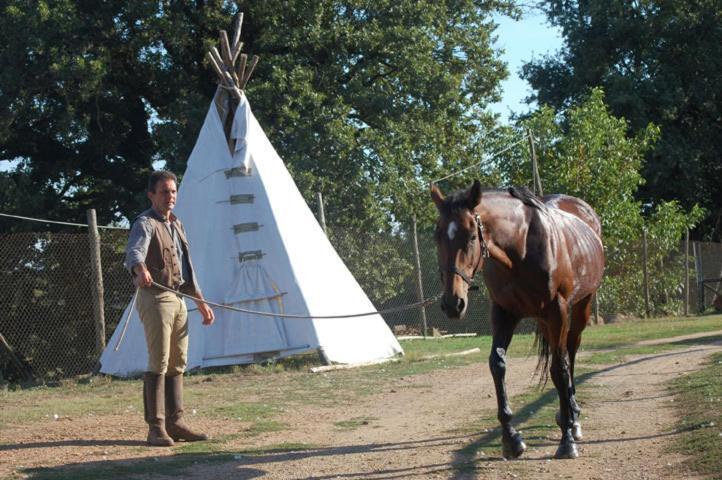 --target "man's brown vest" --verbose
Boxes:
[140,210,202,298]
